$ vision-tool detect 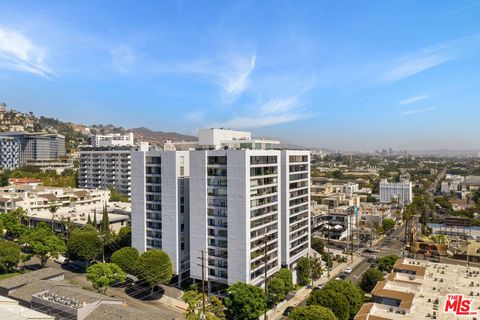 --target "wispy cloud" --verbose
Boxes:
[401,106,437,116]
[399,94,429,105]
[111,45,135,75]
[220,55,256,99]
[381,34,480,83]
[222,86,313,128]
[0,27,52,77]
